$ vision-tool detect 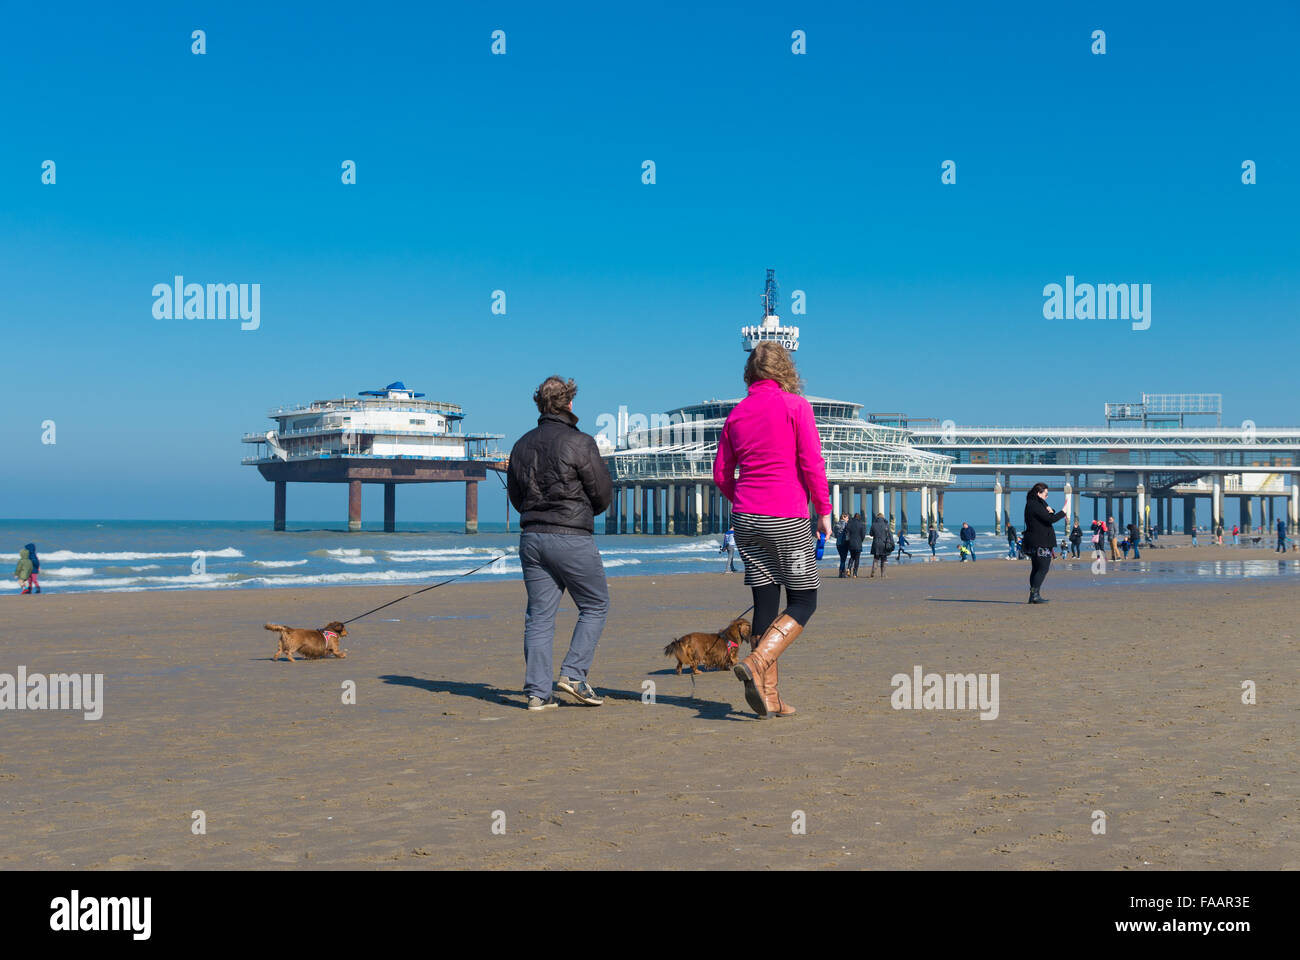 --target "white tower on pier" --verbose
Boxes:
[741,268,799,352]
